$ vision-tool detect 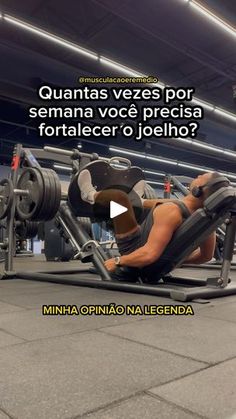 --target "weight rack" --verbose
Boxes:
[0,143,115,279]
